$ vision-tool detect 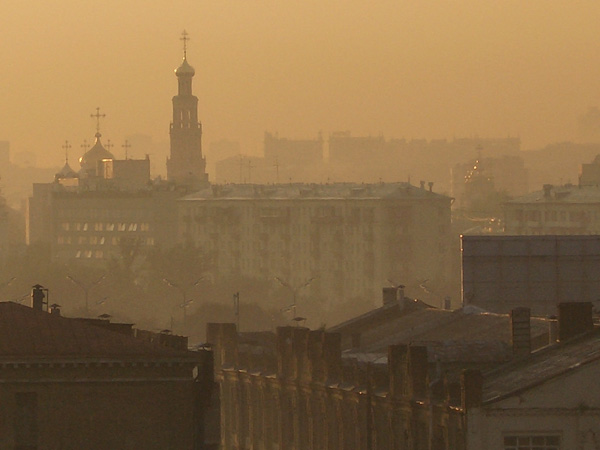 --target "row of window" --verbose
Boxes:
[513,209,597,223]
[504,435,559,450]
[60,222,151,232]
[58,236,155,246]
